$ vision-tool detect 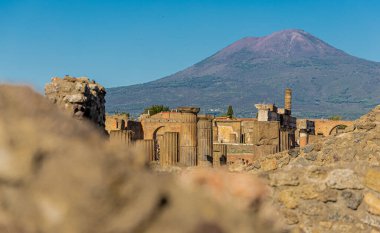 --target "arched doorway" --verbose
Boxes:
[153,126,165,160]
[329,125,348,136]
